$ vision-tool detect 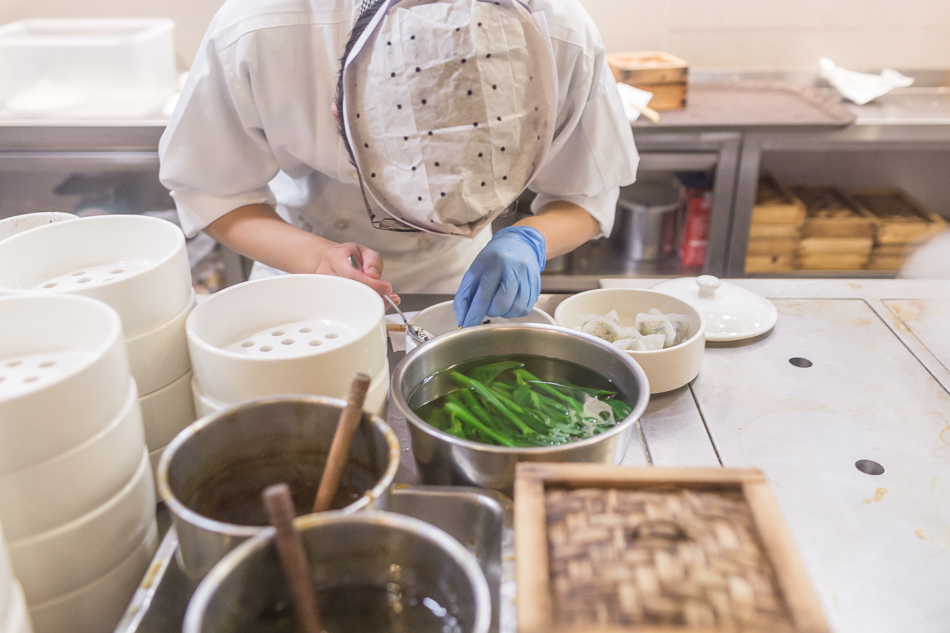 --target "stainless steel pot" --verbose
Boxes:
[183,511,491,633]
[390,324,650,492]
[156,395,401,579]
[615,173,684,261]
